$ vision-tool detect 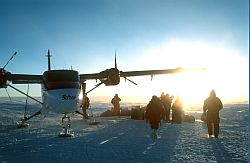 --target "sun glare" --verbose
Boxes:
[130,40,249,106]
[89,40,248,107]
